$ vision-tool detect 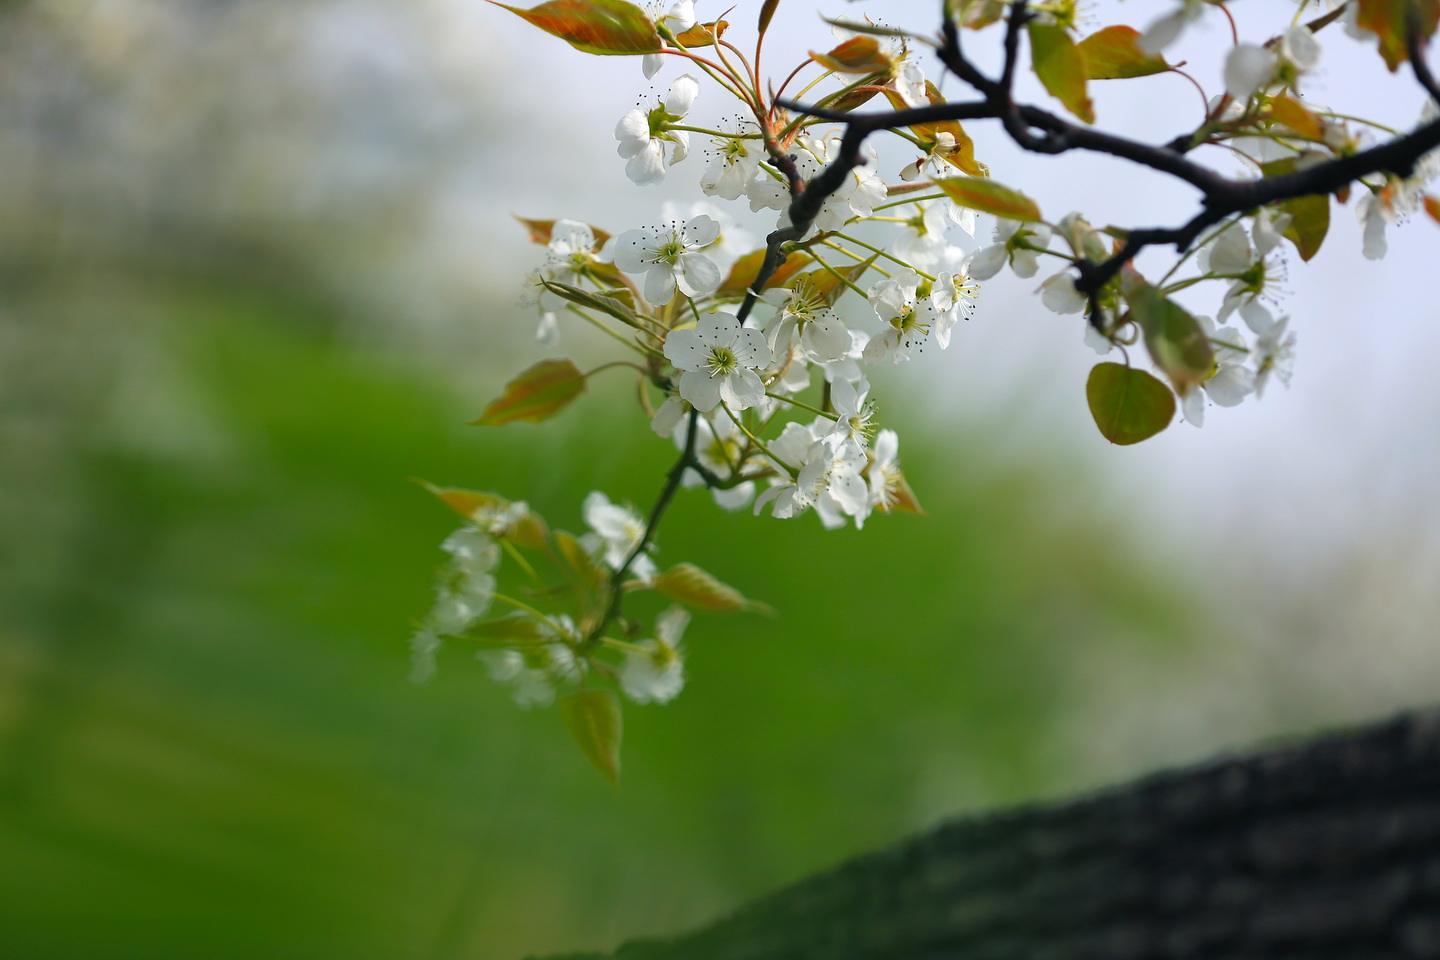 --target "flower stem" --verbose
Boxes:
[492,592,567,635]
[833,231,936,282]
[808,247,869,298]
[583,409,702,649]
[766,391,839,421]
[722,402,797,477]
[821,239,892,278]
